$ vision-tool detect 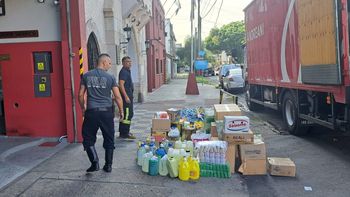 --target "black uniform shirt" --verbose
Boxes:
[119,67,134,99]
